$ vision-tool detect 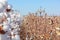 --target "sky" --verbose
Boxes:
[8,0,60,16]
